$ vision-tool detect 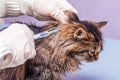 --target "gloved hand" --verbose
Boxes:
[32,0,77,23]
[0,23,36,69]
[0,0,77,23]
